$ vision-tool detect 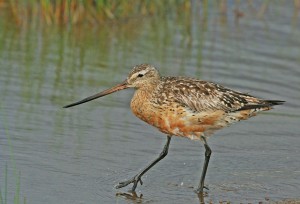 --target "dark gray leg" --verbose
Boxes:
[195,136,212,193]
[115,135,172,192]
